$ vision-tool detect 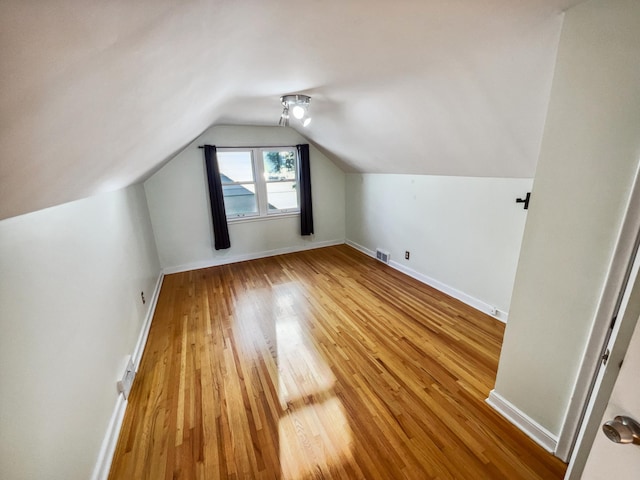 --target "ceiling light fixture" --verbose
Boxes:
[279,94,311,127]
